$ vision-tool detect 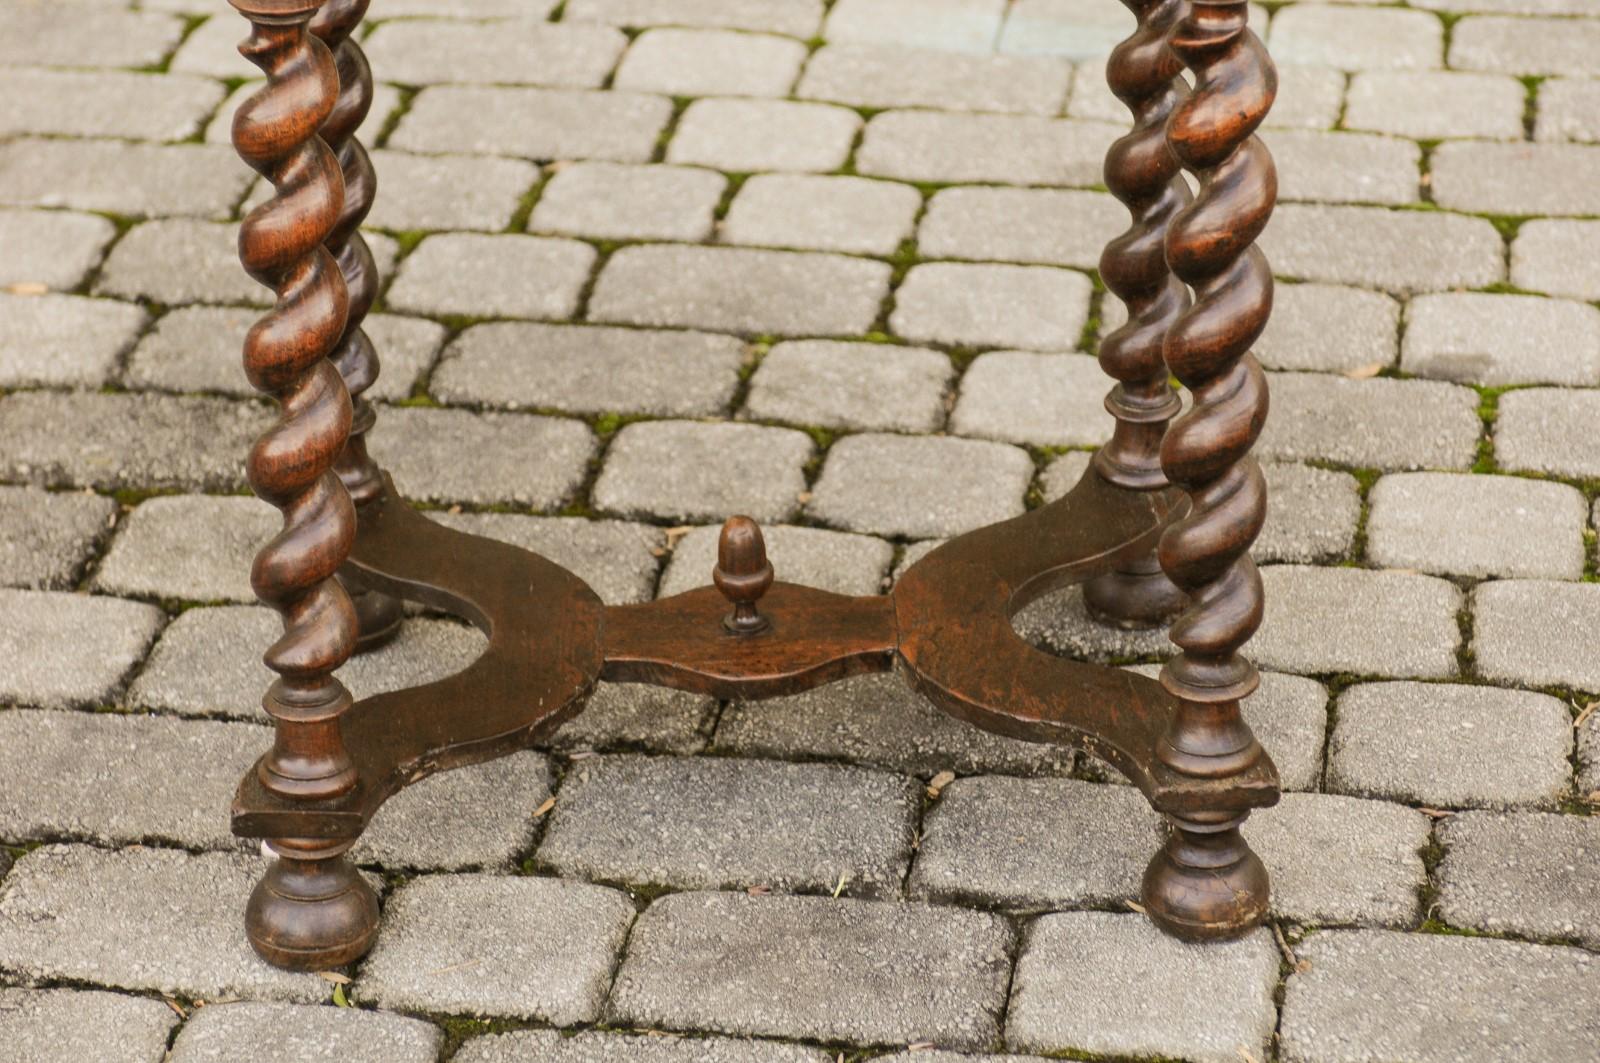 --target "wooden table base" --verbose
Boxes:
[226,0,1280,970]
